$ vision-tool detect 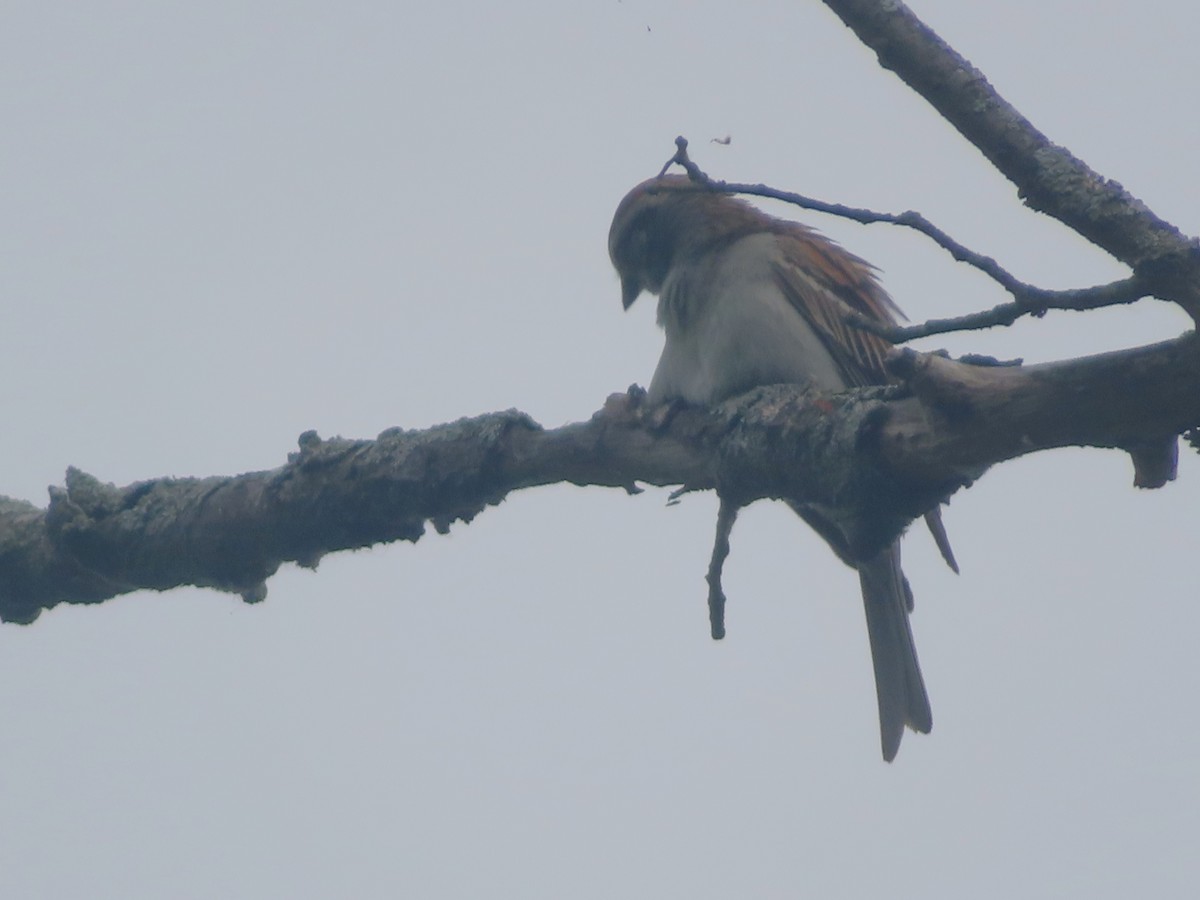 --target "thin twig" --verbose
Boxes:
[848,276,1149,342]
[662,137,1151,342]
